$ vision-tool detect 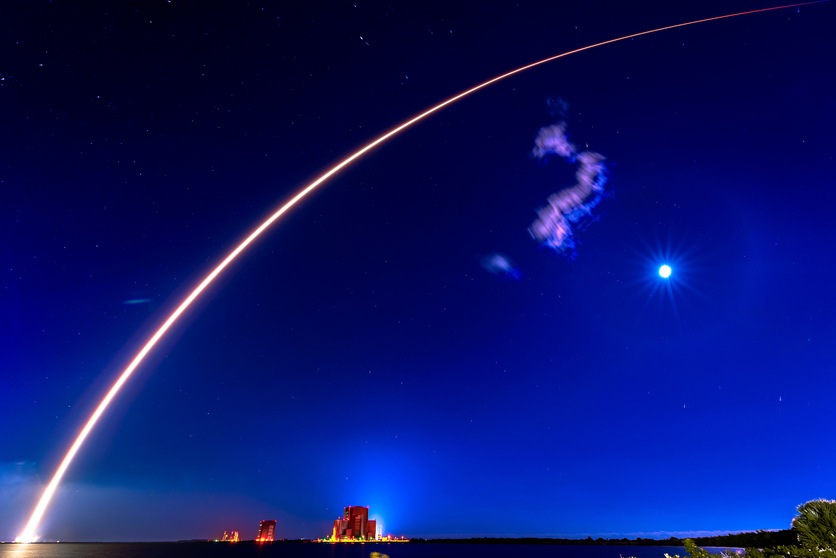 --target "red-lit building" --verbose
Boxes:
[257,520,276,541]
[332,505,377,540]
